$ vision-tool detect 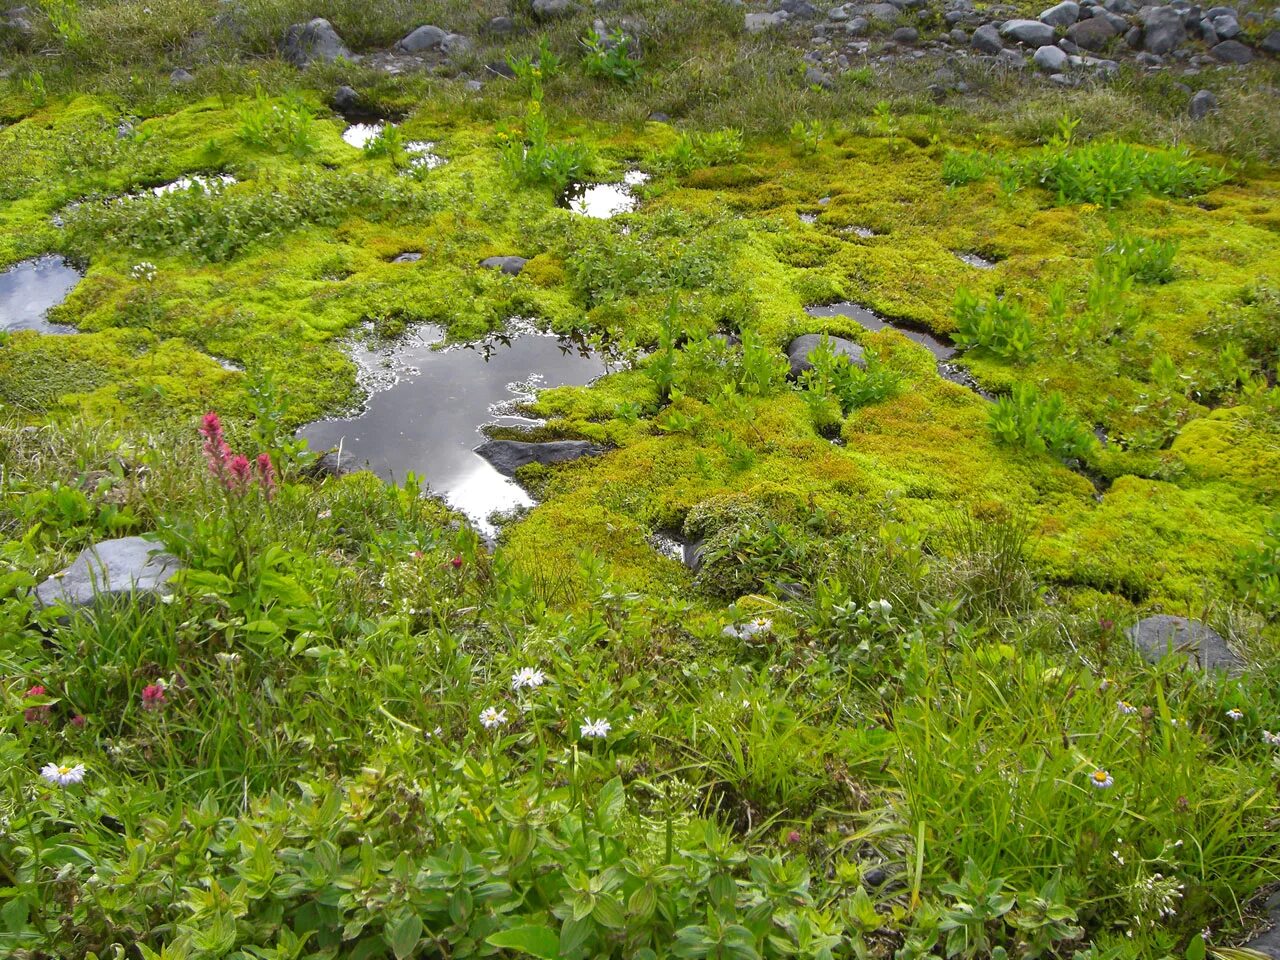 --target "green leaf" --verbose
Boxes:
[386,911,422,960]
[487,924,562,959]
